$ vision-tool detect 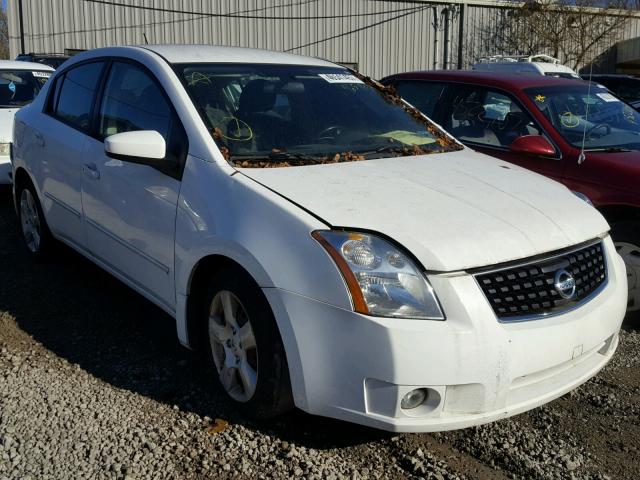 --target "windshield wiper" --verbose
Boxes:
[354,145,408,158]
[229,151,326,165]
